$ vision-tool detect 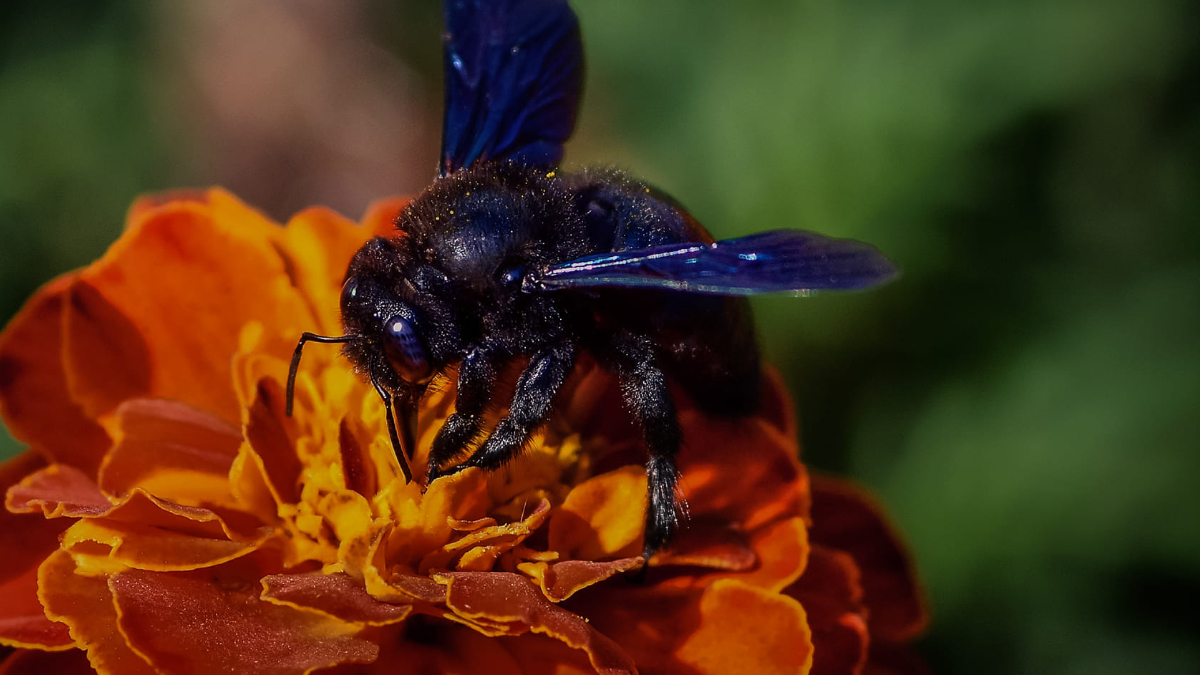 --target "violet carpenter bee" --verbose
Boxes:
[286,0,897,559]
